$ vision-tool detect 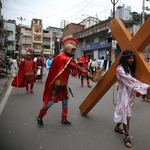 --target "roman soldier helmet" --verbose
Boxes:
[62,37,79,47]
[62,38,79,54]
[27,49,32,55]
